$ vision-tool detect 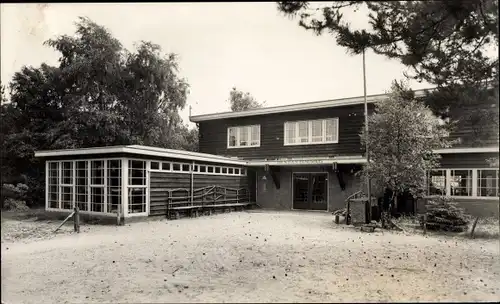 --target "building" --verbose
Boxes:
[34,145,251,223]
[35,89,499,221]
[190,89,499,217]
